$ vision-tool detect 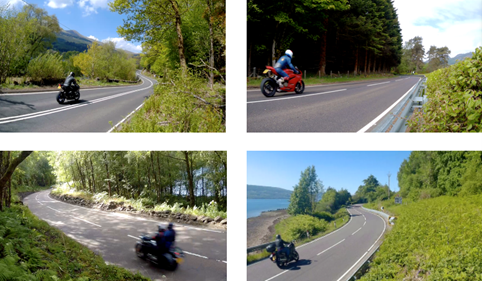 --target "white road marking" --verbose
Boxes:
[367,81,391,87]
[317,239,345,256]
[265,269,290,281]
[184,251,208,259]
[0,75,154,125]
[363,215,366,220]
[247,89,347,104]
[47,206,61,212]
[128,235,141,240]
[352,227,362,236]
[363,221,366,226]
[107,102,145,133]
[70,216,102,227]
[182,226,223,233]
[336,210,387,281]
[357,78,420,133]
[395,79,402,81]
